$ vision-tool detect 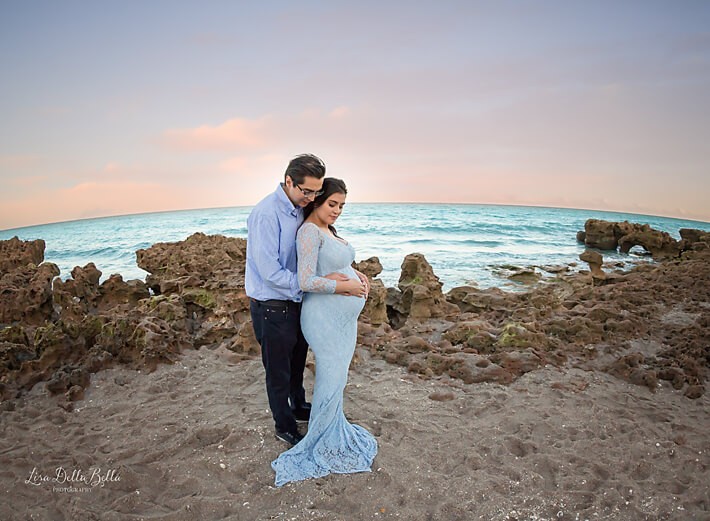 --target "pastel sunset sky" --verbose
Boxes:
[1,1,709,230]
